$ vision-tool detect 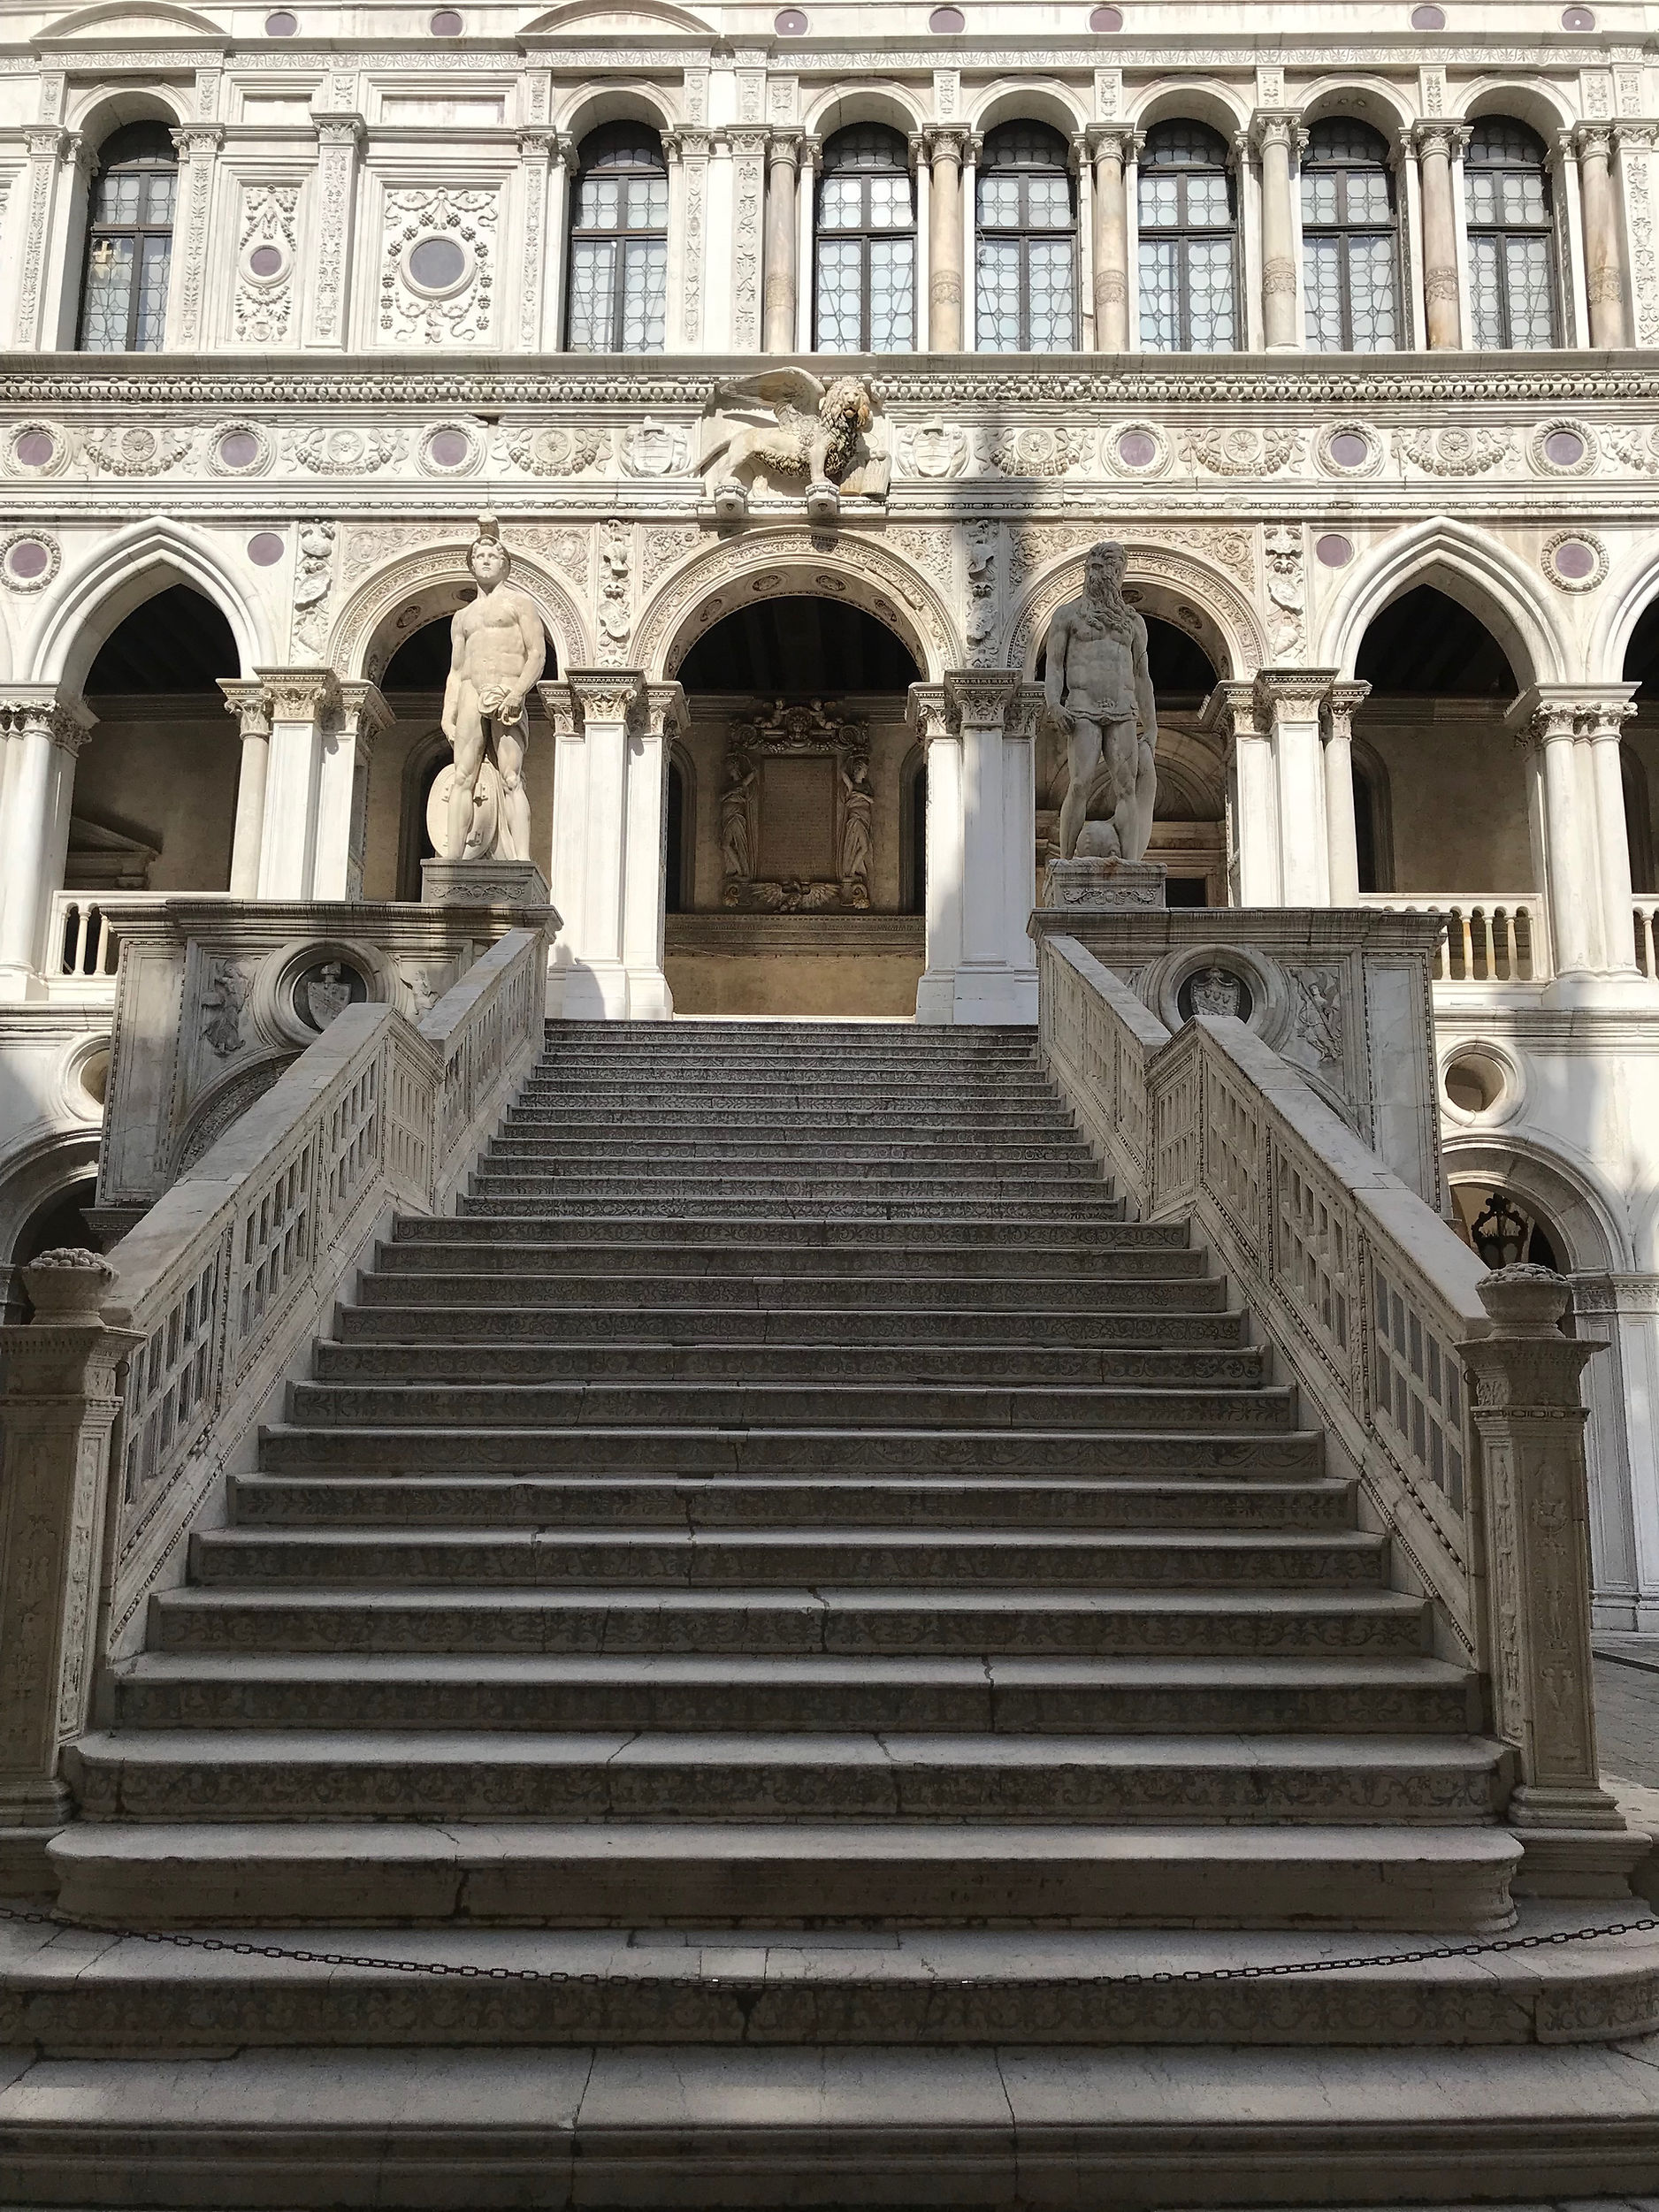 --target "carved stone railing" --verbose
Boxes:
[1038,928,1638,1893]
[1357,892,1547,984]
[44,891,172,1001]
[0,927,544,1829]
